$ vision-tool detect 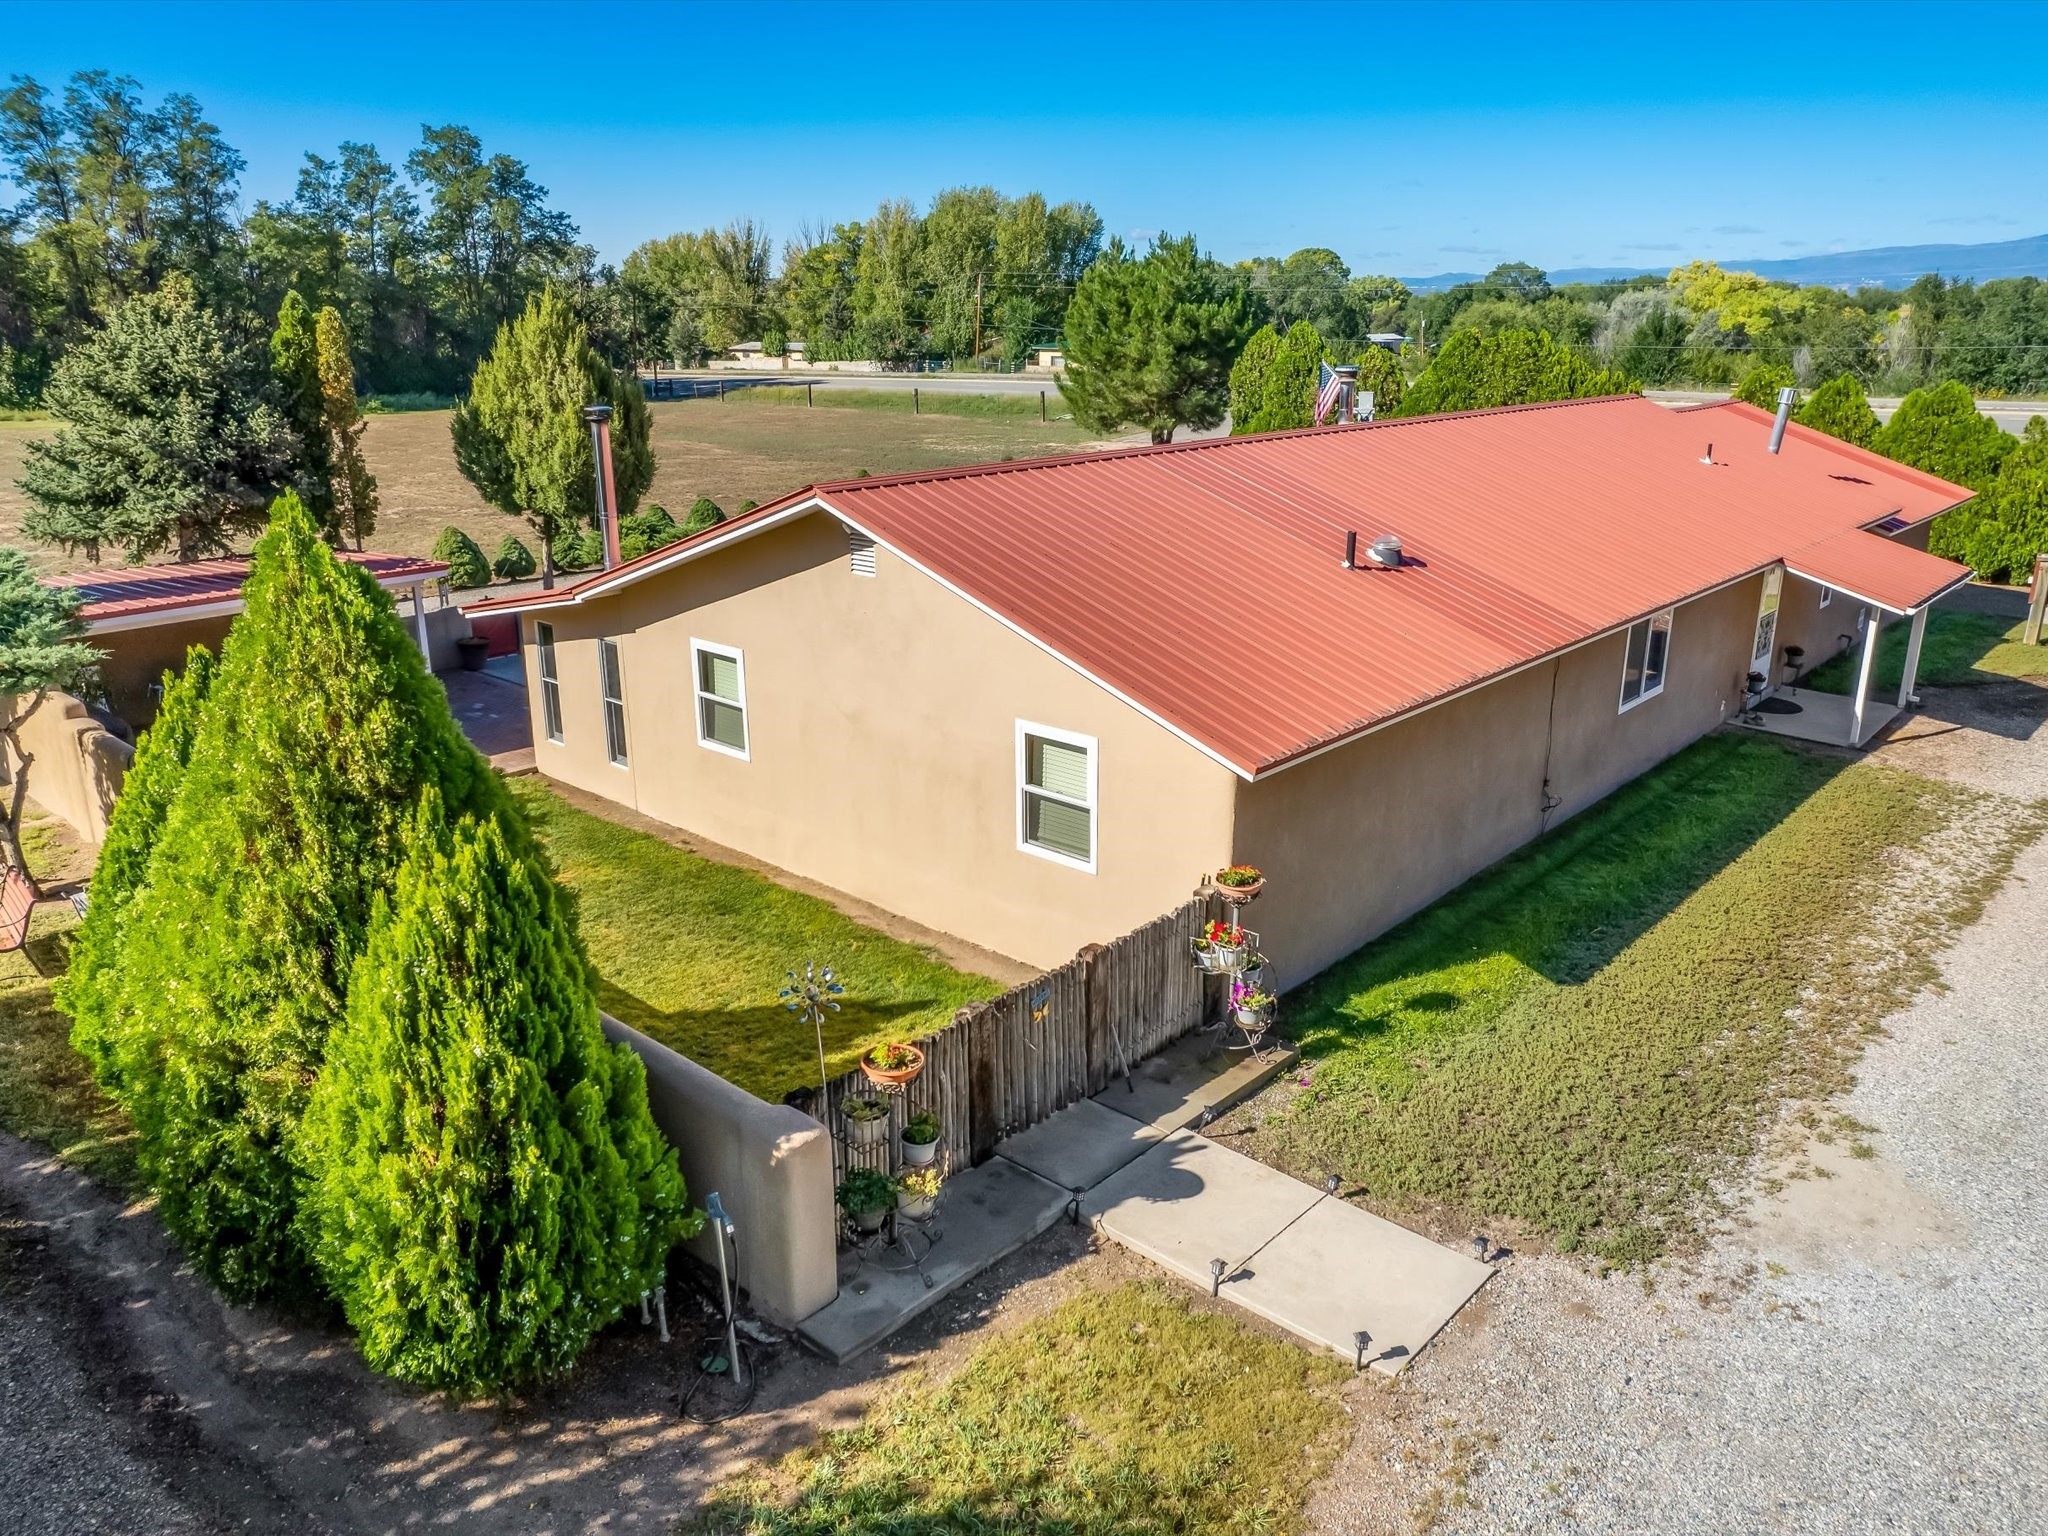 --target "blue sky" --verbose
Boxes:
[6,0,2047,277]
